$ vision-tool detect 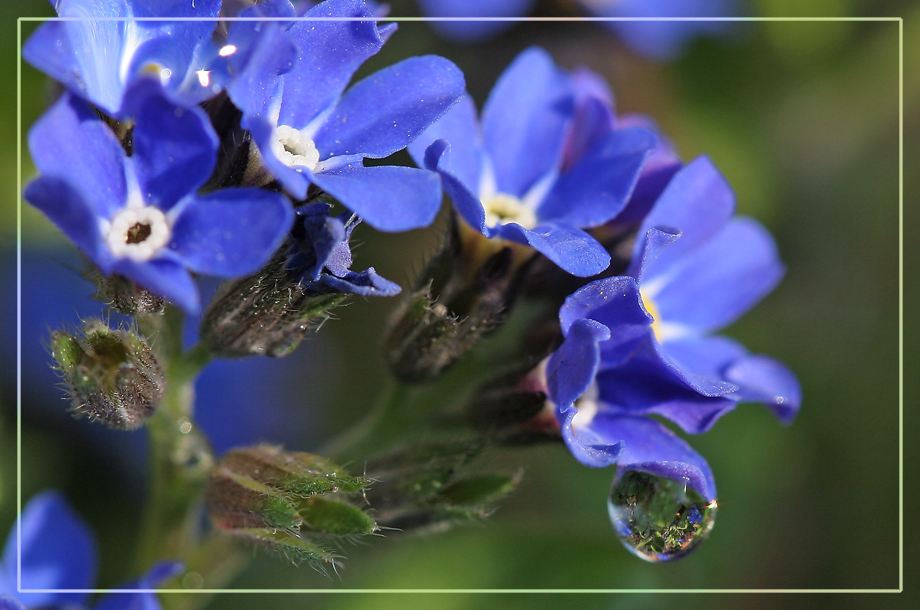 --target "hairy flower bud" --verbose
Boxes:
[51,320,165,430]
[89,271,166,316]
[384,216,531,383]
[205,445,375,567]
[200,249,346,358]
